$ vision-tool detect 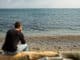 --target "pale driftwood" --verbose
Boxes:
[60,51,80,60]
[0,51,58,60]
